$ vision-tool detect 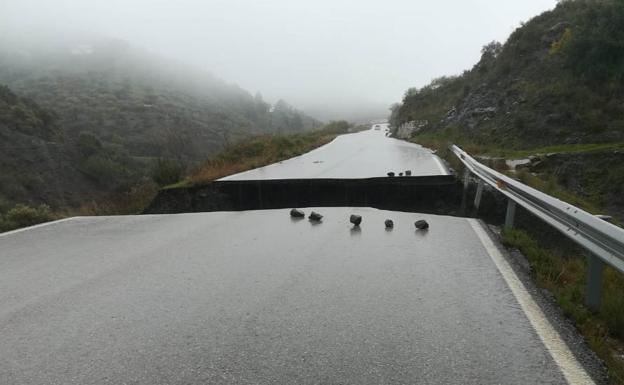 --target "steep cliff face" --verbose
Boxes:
[390,0,624,149]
